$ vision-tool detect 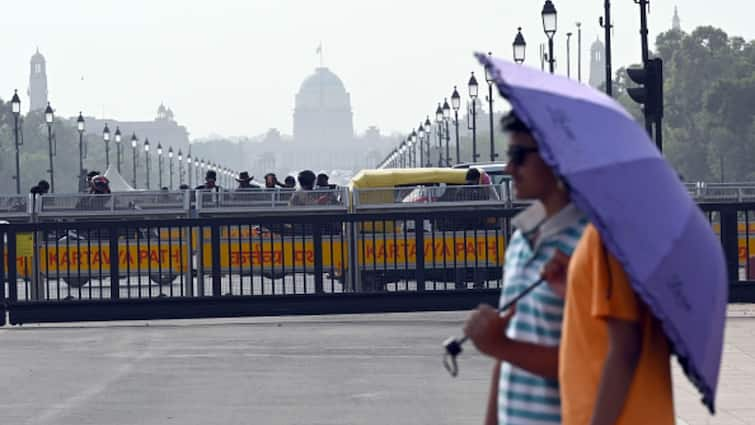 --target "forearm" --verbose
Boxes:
[488,340,560,380]
[484,361,501,425]
[589,341,641,424]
